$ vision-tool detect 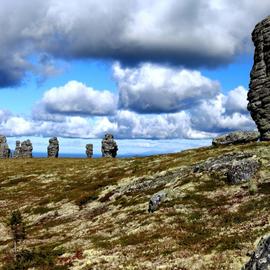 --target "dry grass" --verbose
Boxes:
[1,142,270,269]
